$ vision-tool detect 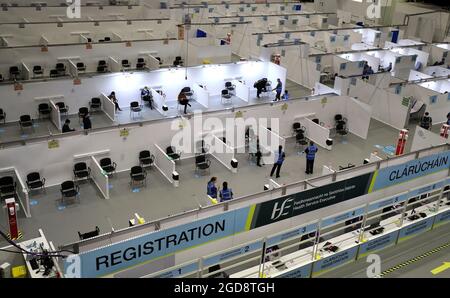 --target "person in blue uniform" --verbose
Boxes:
[219,181,233,202]
[305,141,318,174]
[207,177,218,199]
